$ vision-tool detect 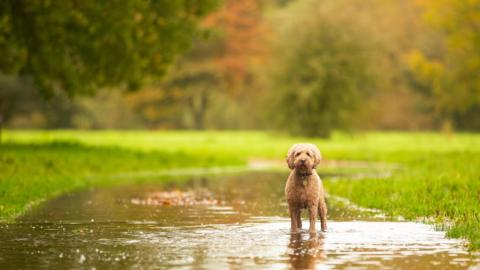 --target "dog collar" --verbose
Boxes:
[297,172,312,178]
